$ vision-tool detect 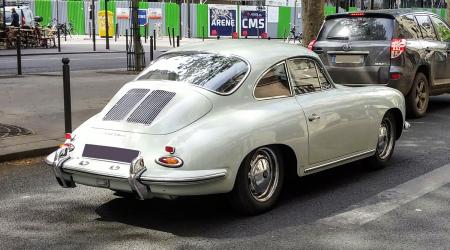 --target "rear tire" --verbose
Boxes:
[406,72,429,118]
[365,113,396,170]
[228,147,284,215]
